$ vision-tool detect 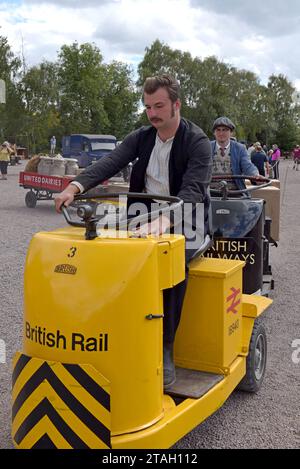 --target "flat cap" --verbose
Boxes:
[213,117,235,131]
